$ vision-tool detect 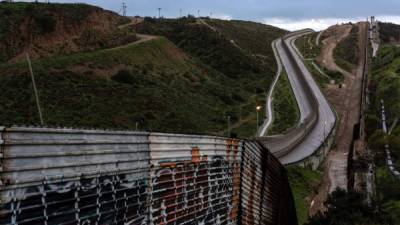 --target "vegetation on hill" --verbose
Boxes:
[0,37,267,136]
[206,19,287,70]
[269,71,300,134]
[379,22,400,44]
[295,33,321,59]
[0,3,289,137]
[295,32,344,86]
[366,45,400,225]
[306,189,393,225]
[287,166,322,225]
[334,25,359,72]
[138,18,274,81]
[0,2,135,63]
